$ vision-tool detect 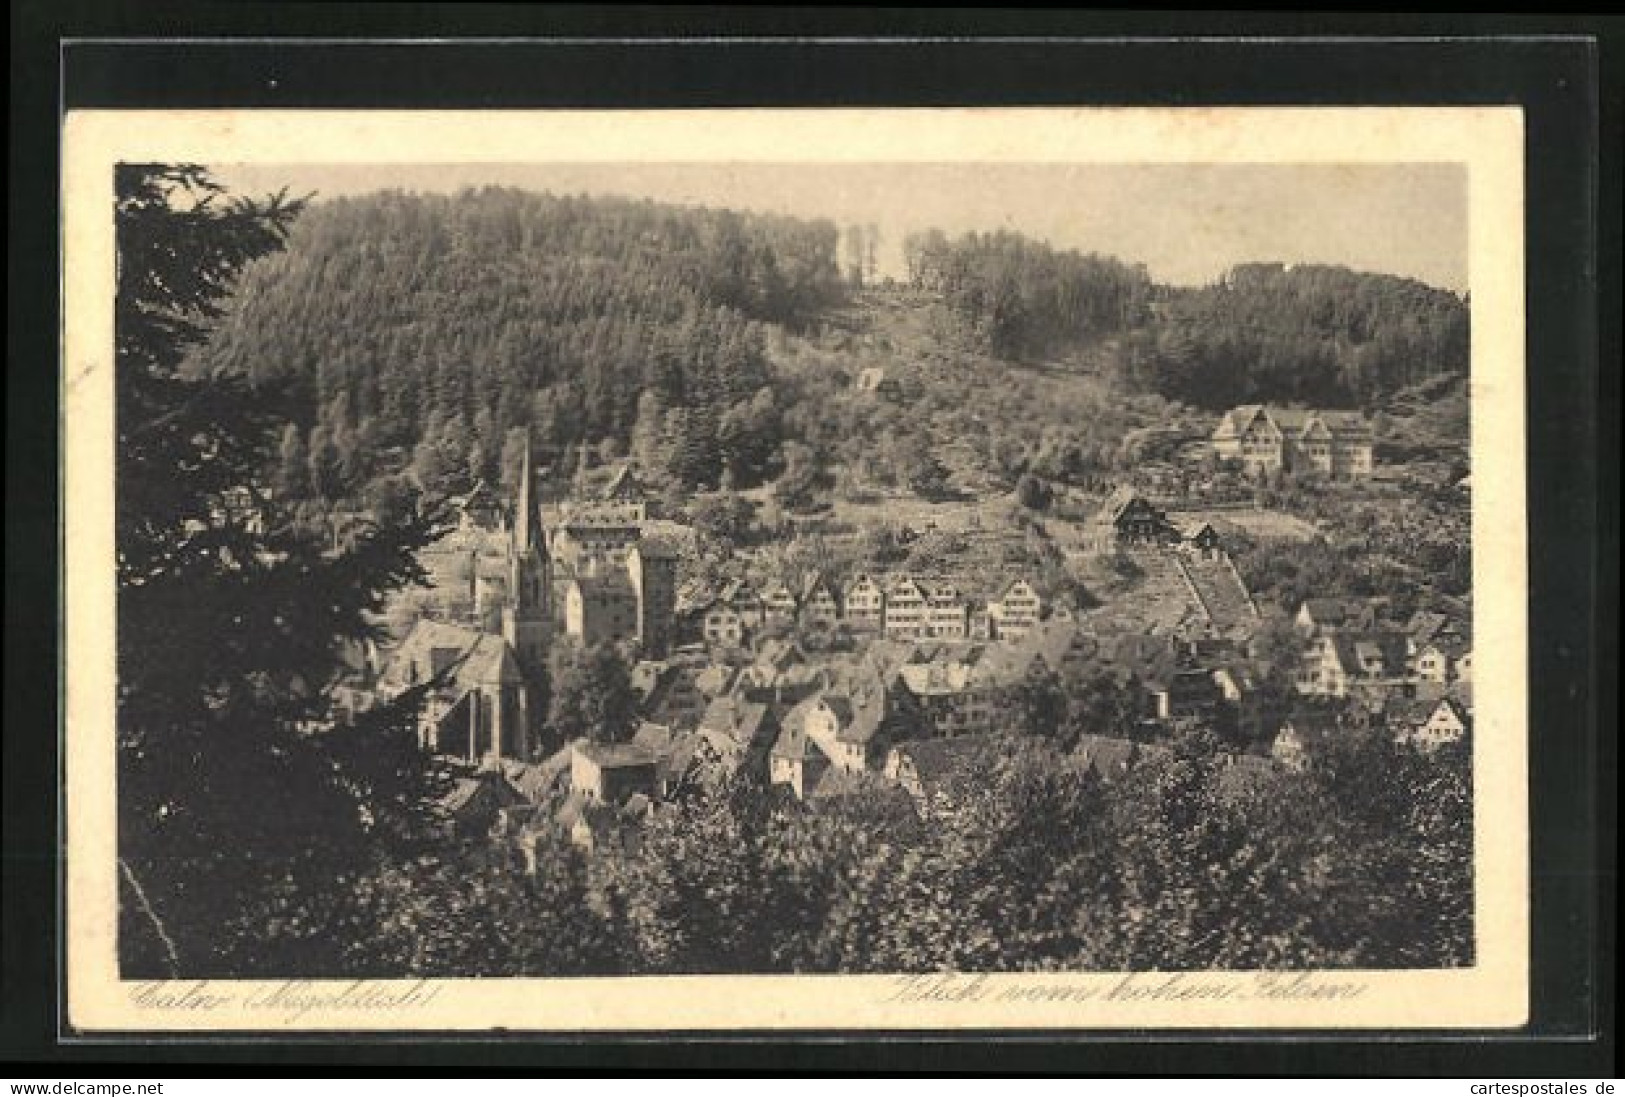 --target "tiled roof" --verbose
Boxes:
[1097,486,1143,524]
[770,702,826,762]
[1327,631,1410,677]
[381,618,526,690]
[1214,405,1370,441]
[575,741,658,769]
[699,696,777,751]
[821,686,886,746]
[503,750,573,804]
